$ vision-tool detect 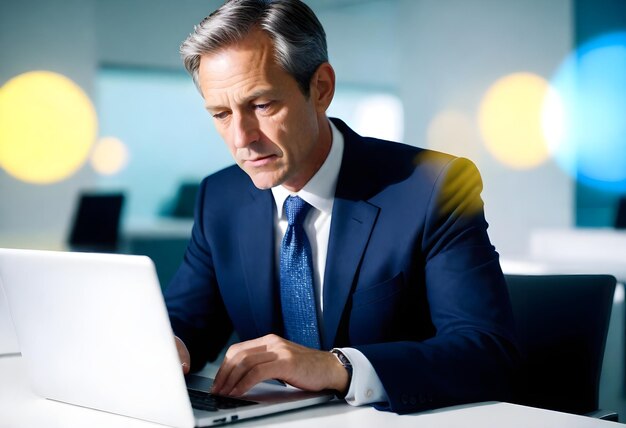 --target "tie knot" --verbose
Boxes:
[284,196,312,226]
